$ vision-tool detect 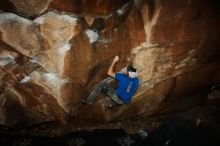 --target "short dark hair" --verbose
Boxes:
[127,65,137,72]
